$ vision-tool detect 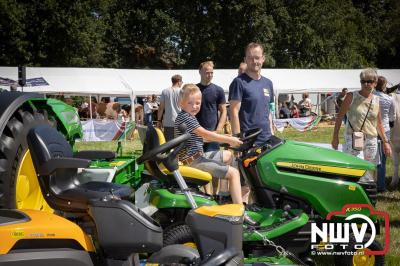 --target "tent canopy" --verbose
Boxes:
[1,66,399,96]
[0,67,131,96]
